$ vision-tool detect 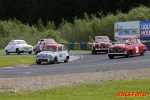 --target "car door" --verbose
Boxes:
[6,41,12,52]
[62,46,68,60]
[11,41,17,52]
[137,39,143,53]
[57,46,63,61]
